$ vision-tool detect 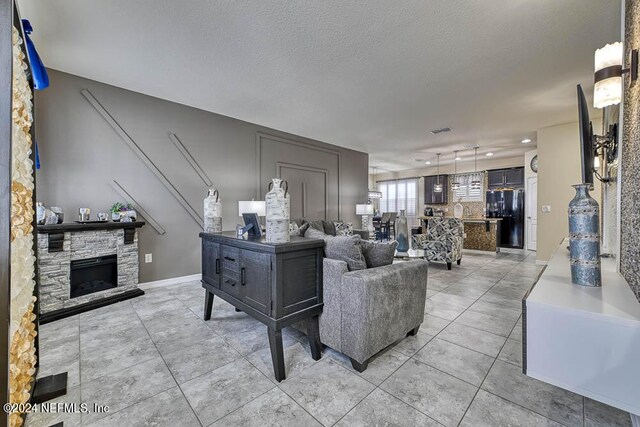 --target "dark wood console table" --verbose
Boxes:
[200,231,324,381]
